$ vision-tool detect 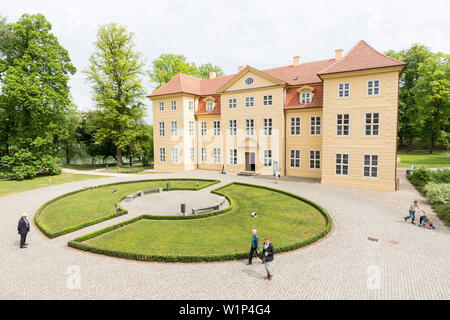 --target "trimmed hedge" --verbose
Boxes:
[68,182,332,263]
[35,178,220,238]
